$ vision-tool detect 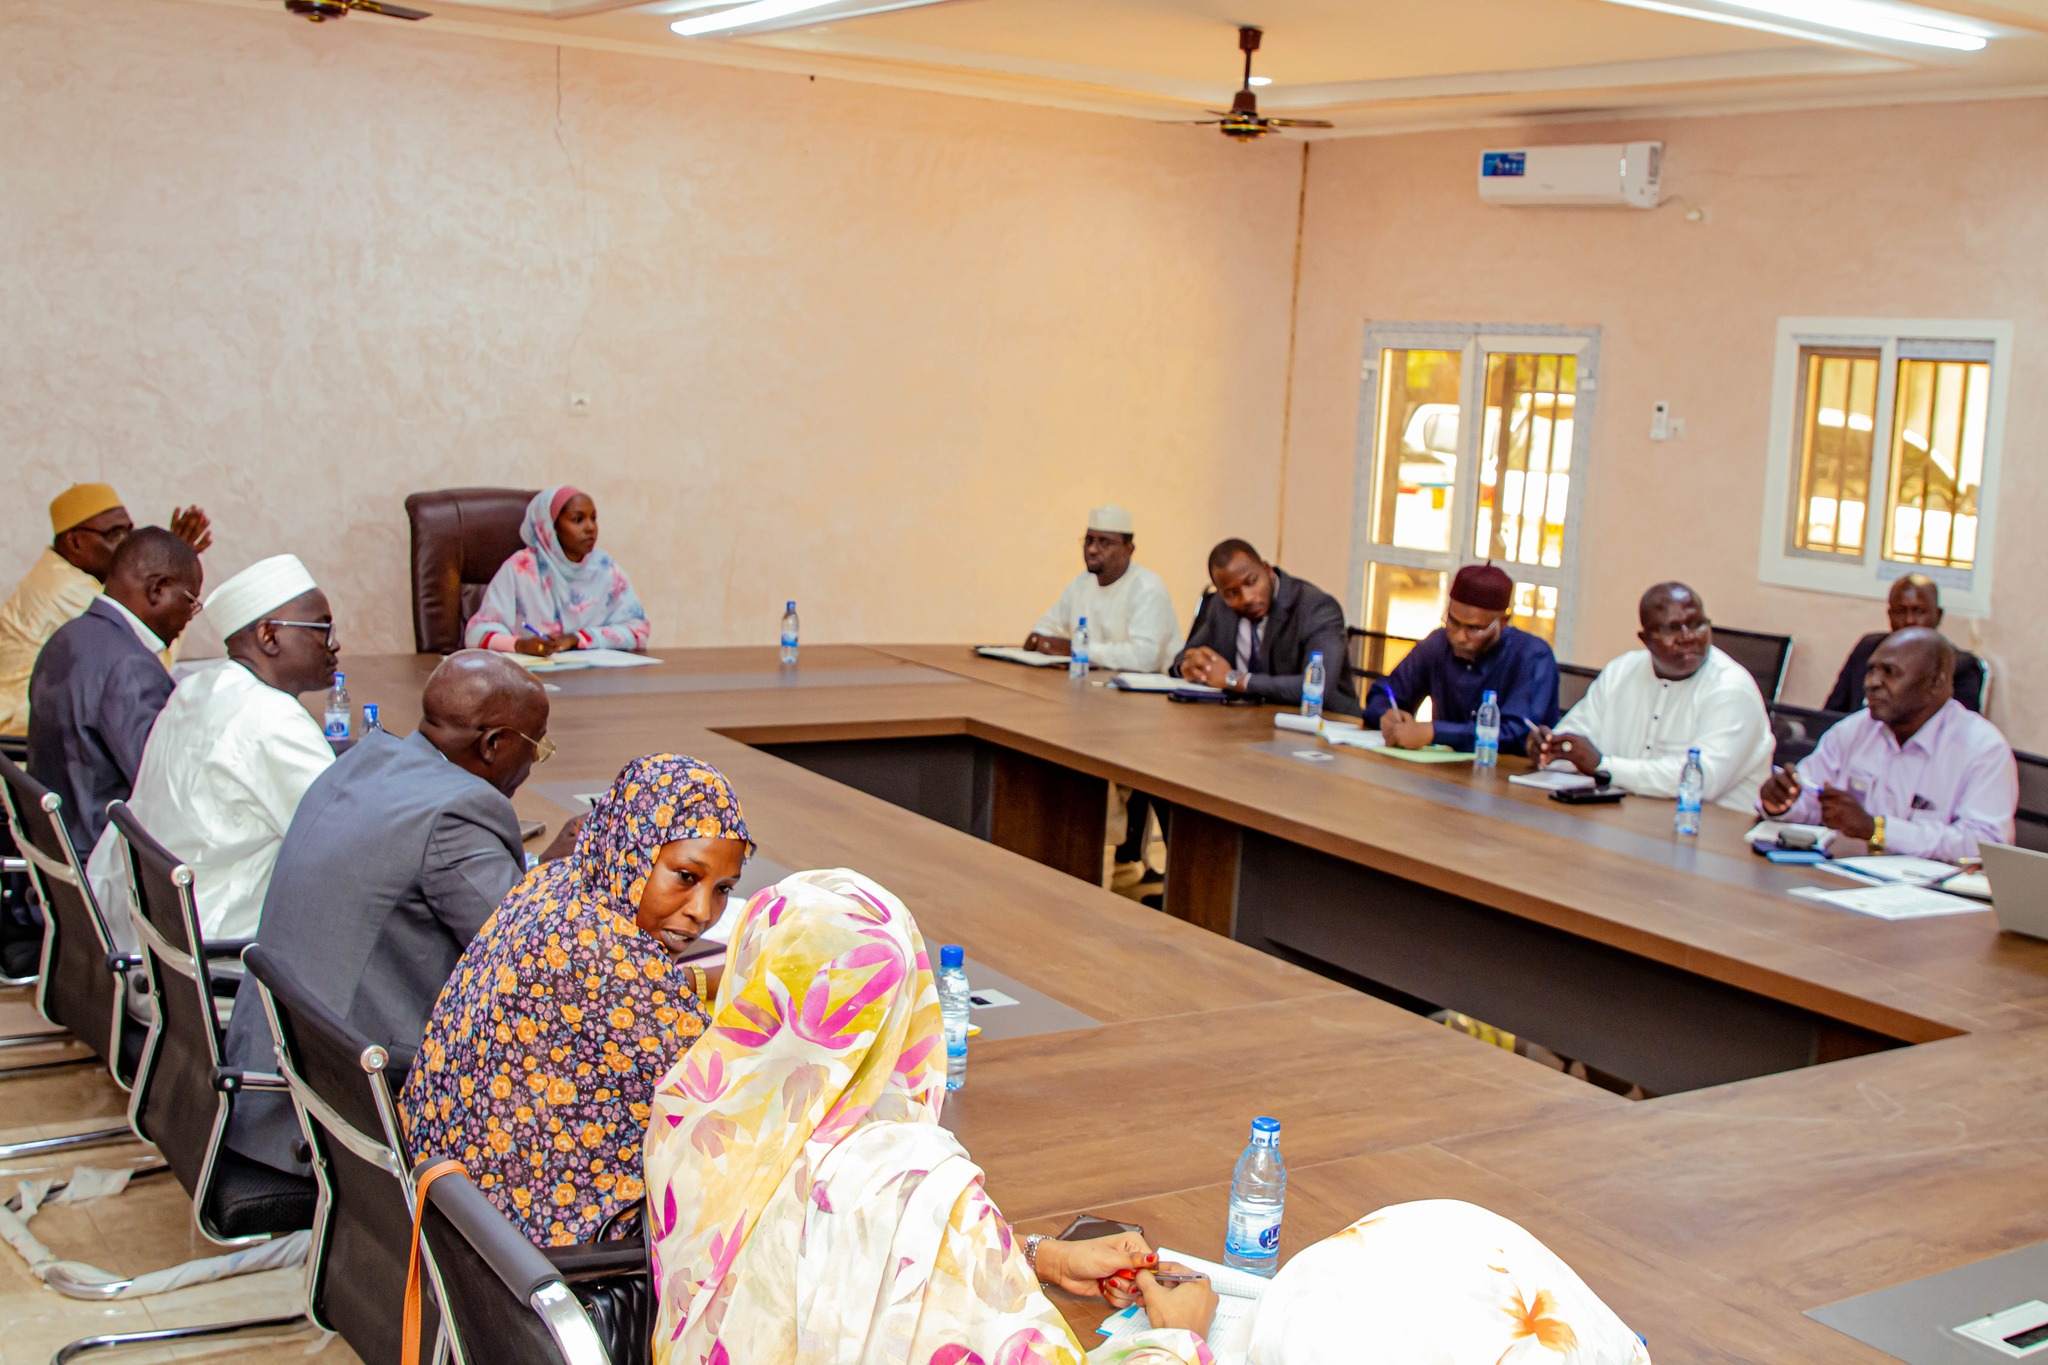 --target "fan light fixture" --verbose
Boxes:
[1603,0,1987,50]
[671,0,838,35]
